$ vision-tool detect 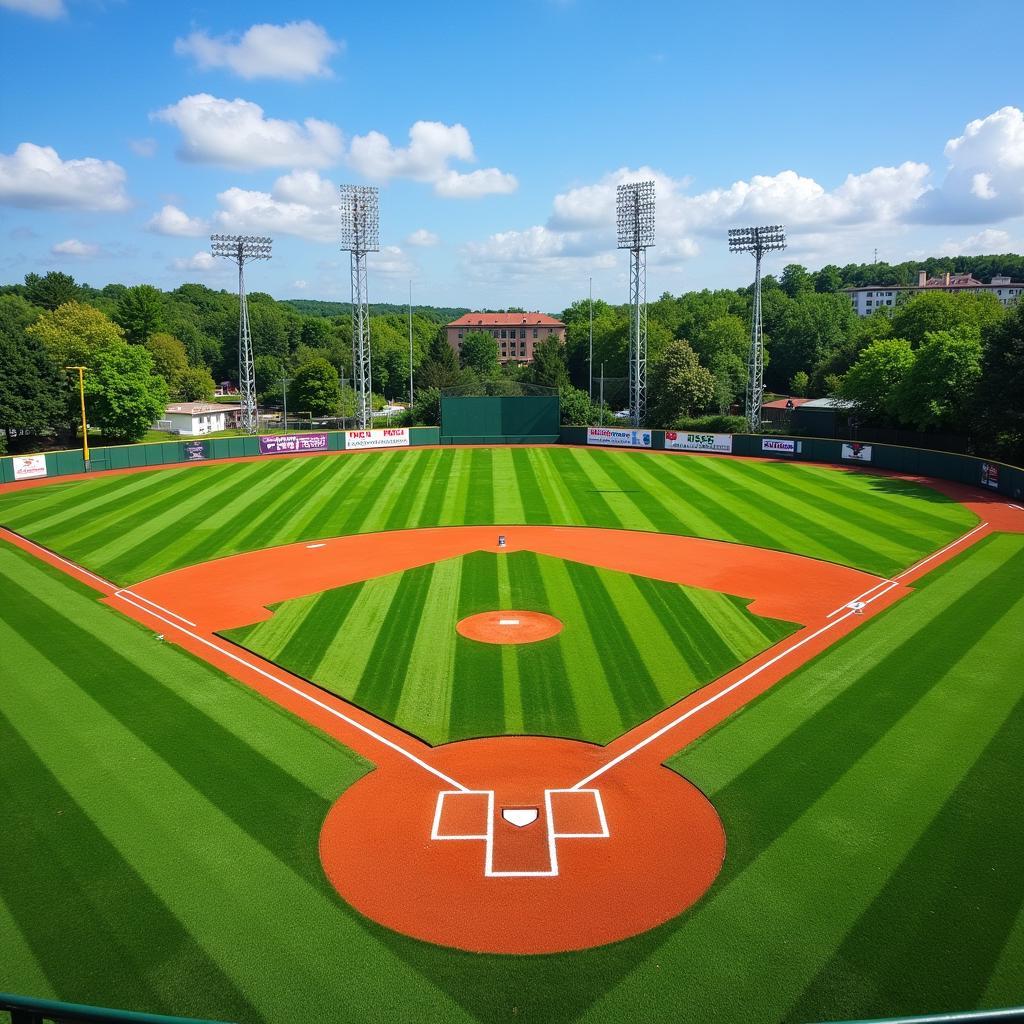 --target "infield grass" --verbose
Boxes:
[223,551,797,745]
[0,447,975,583]
[1,531,1022,1022]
